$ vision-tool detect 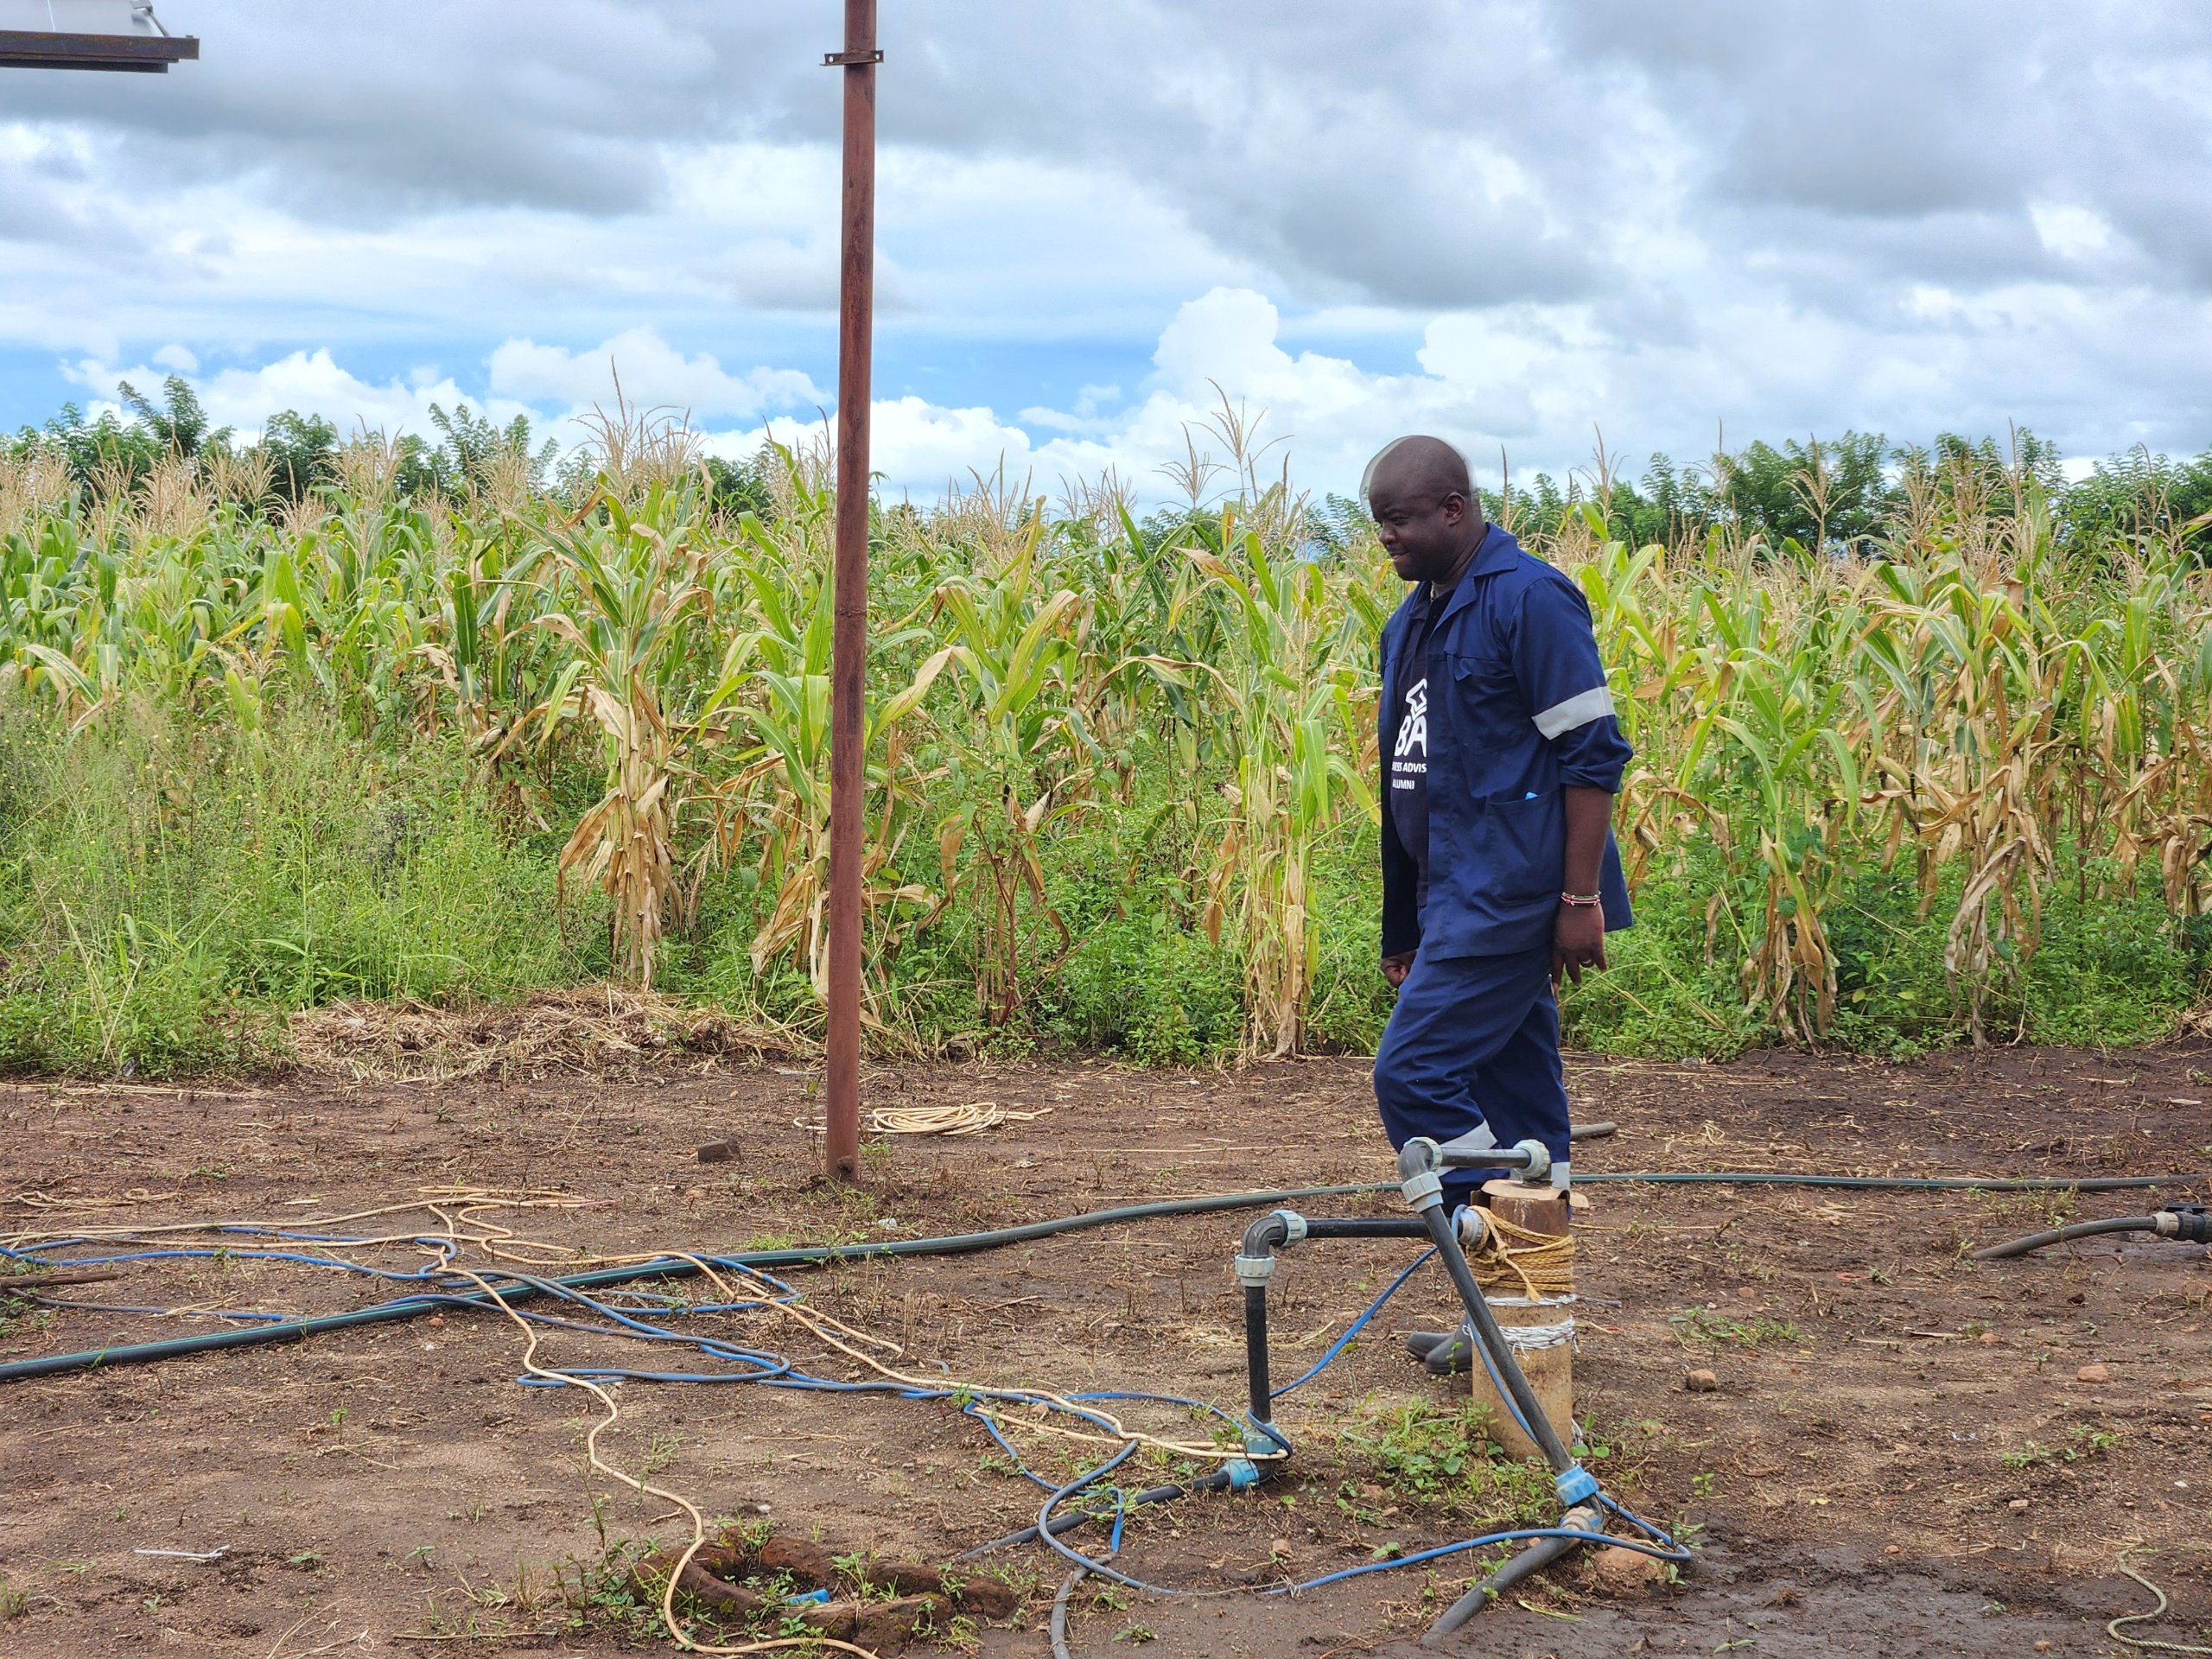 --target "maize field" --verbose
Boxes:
[1,409,2209,1072]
